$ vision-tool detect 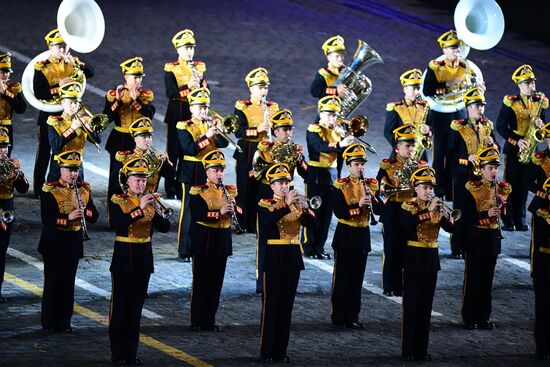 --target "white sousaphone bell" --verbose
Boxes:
[420,0,505,113]
[22,0,105,112]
